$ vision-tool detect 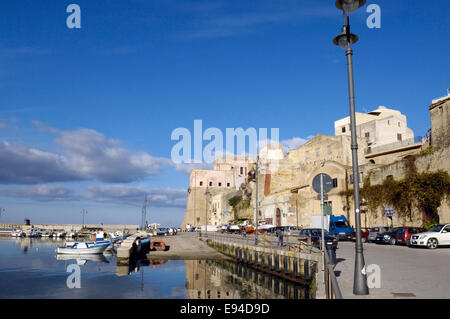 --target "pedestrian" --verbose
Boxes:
[276,228,284,247]
[241,227,246,237]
